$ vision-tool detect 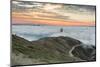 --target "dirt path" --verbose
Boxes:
[69,45,80,57]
